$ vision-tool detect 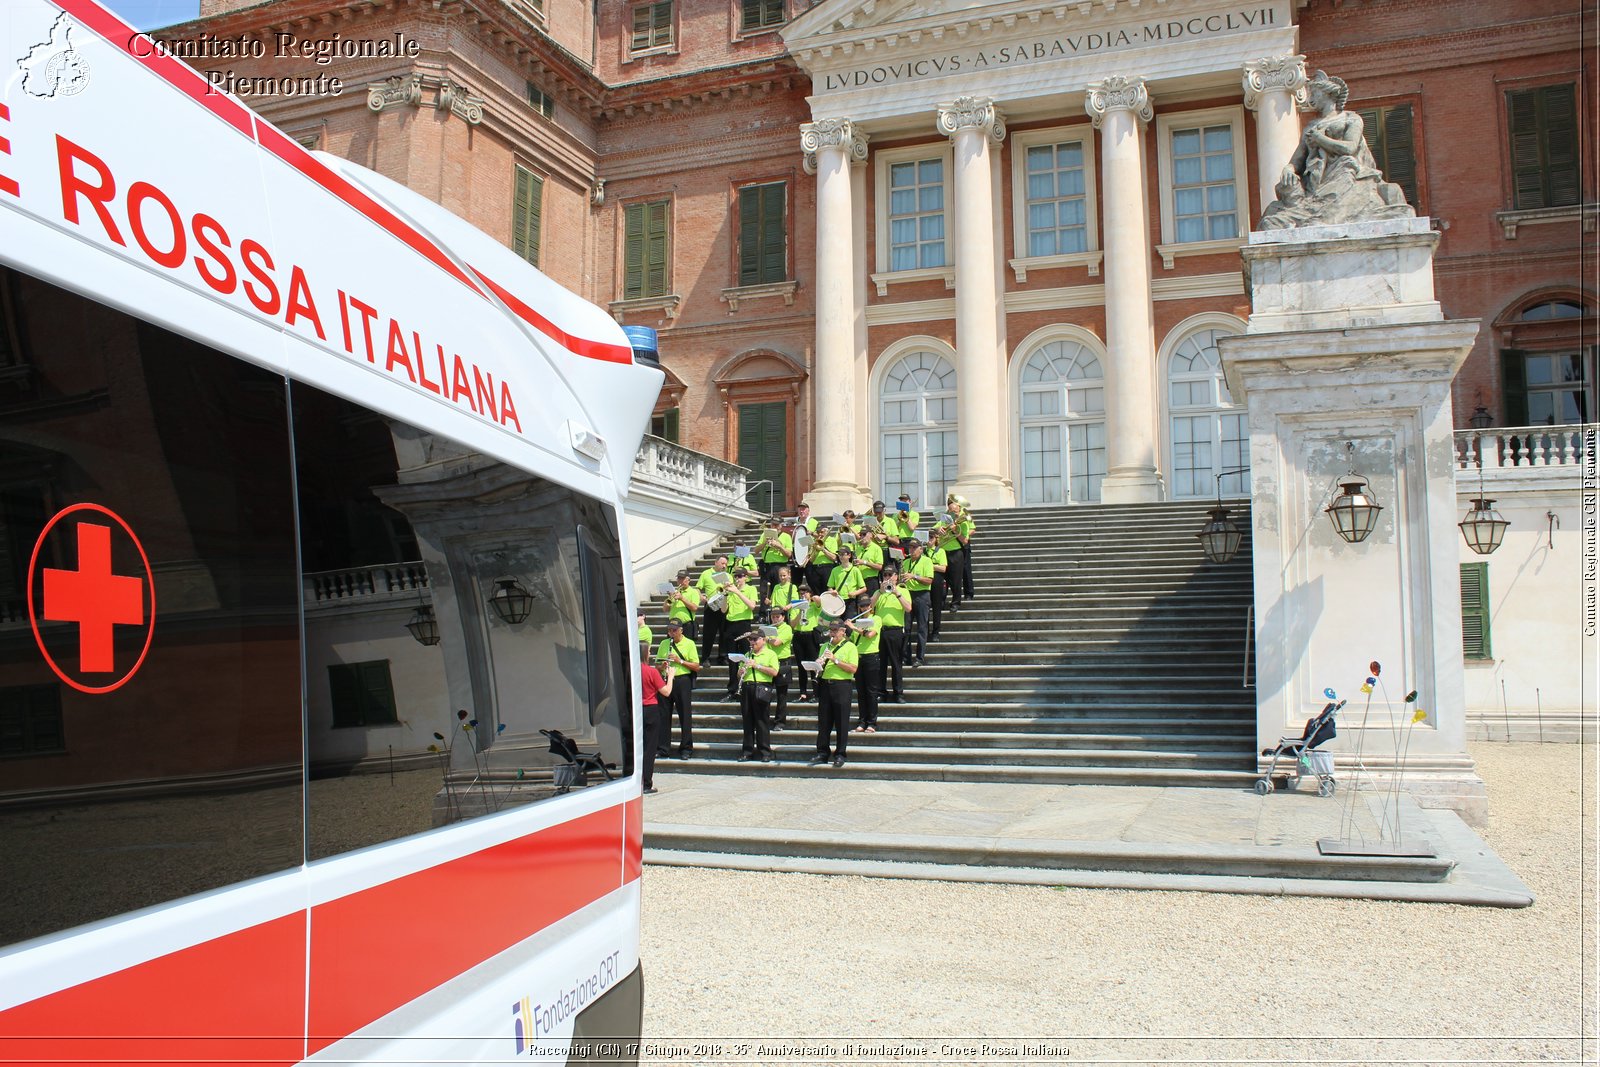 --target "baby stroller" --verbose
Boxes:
[540,729,615,795]
[1255,699,1343,797]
